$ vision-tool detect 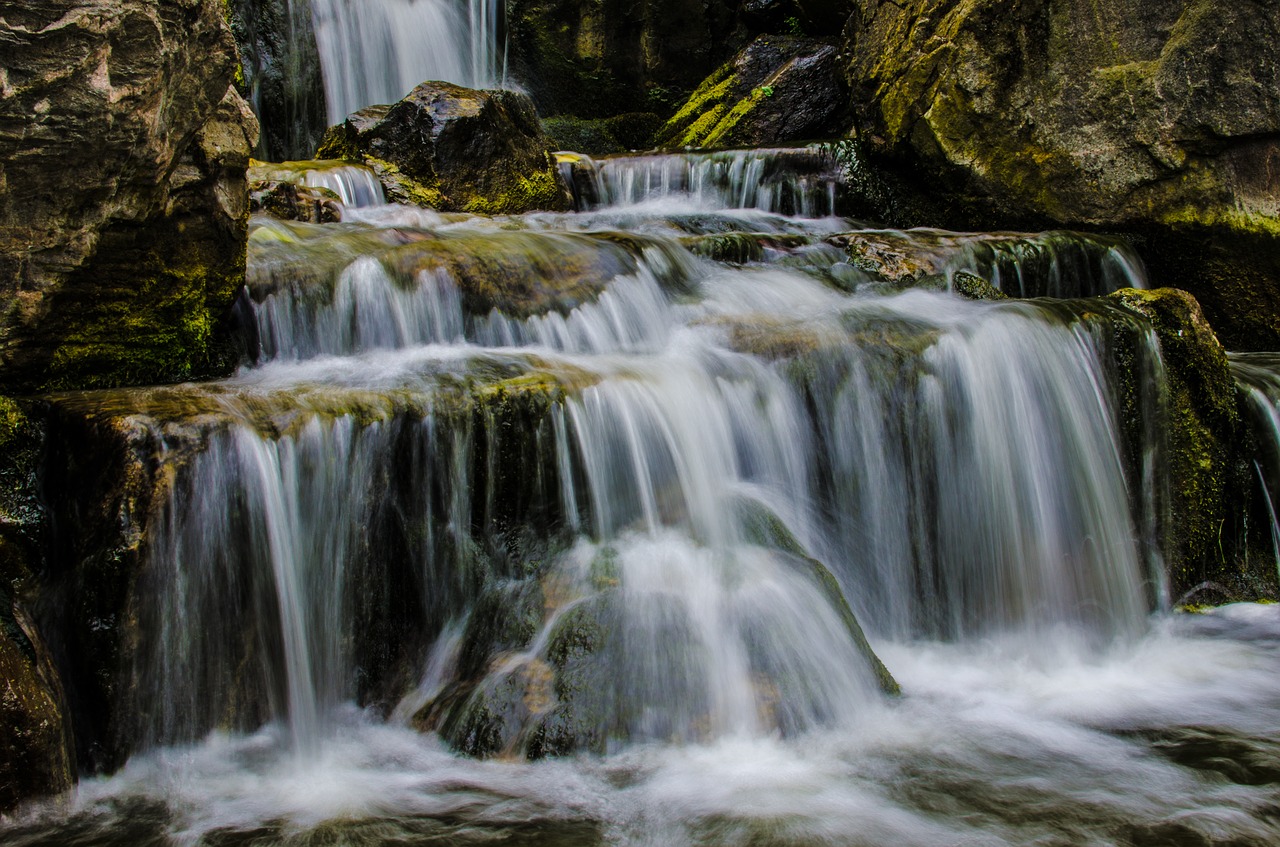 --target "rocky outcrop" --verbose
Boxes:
[317,82,572,215]
[0,0,259,393]
[842,0,1280,348]
[657,36,848,148]
[506,0,746,120]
